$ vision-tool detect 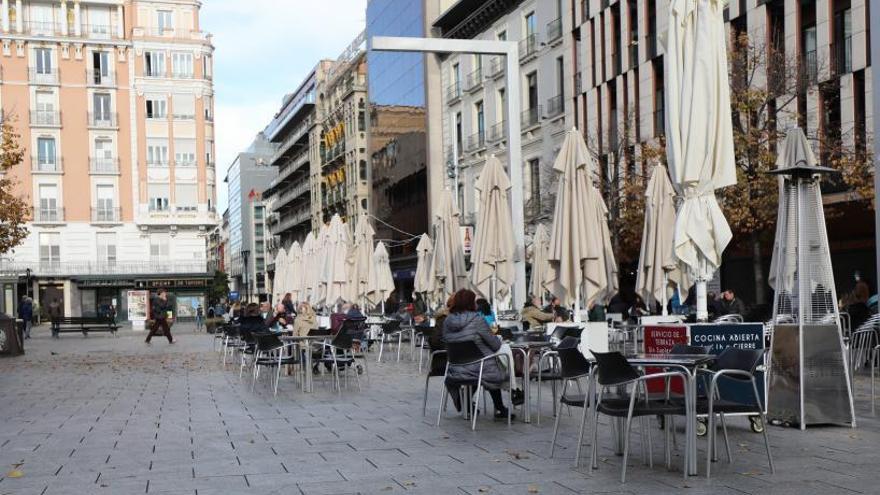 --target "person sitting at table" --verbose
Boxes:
[475,298,496,327]
[292,302,317,337]
[346,303,364,319]
[239,303,269,334]
[443,289,514,420]
[544,296,570,322]
[266,303,292,332]
[521,296,555,329]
